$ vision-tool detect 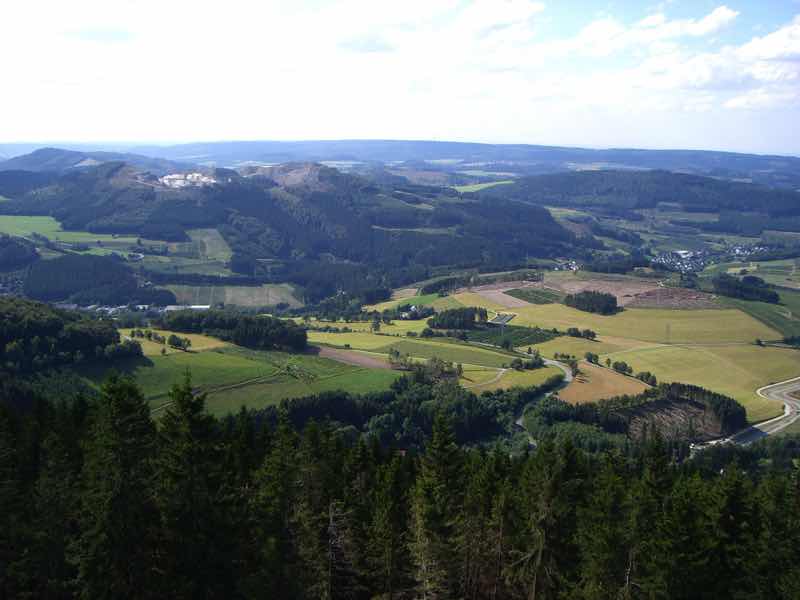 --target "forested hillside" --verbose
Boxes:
[481,169,800,216]
[0,296,141,375]
[24,254,176,305]
[0,159,582,300]
[1,373,798,599]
